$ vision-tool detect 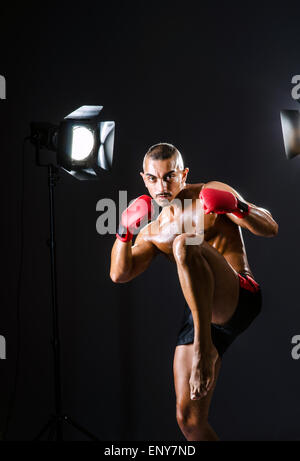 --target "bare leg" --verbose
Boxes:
[173,344,222,441]
[173,233,239,400]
